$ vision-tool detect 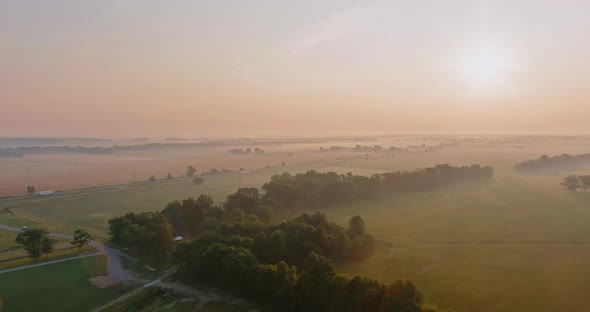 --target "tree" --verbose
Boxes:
[382,280,423,312]
[26,185,36,195]
[193,177,204,185]
[145,212,175,260]
[578,175,590,191]
[41,237,57,258]
[561,175,581,191]
[167,173,173,179]
[296,252,336,311]
[149,175,157,182]
[186,166,197,177]
[71,229,93,251]
[348,215,366,237]
[225,188,260,215]
[15,228,48,260]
